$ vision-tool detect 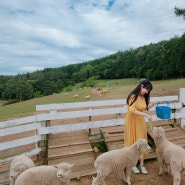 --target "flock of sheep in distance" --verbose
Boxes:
[9,127,185,185]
